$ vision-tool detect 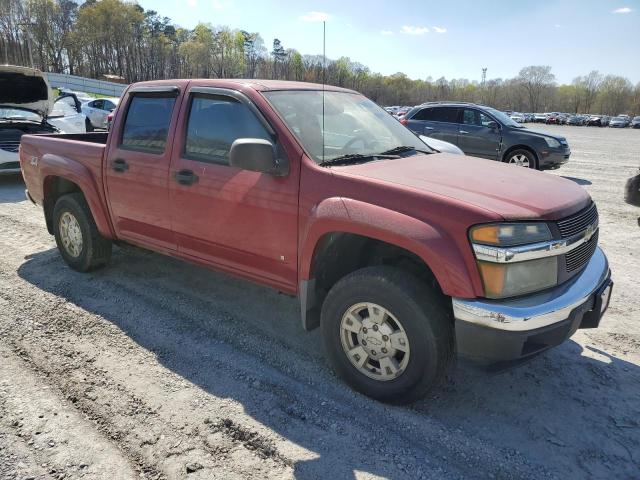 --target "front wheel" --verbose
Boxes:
[53,193,112,272]
[504,149,537,169]
[85,118,94,132]
[321,266,453,404]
